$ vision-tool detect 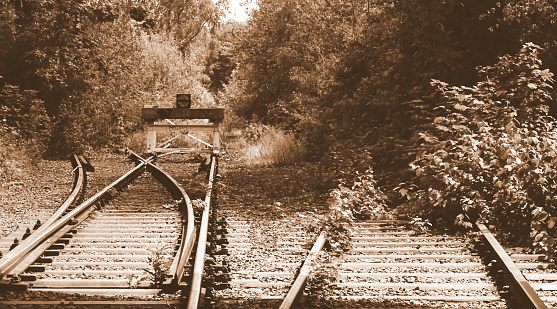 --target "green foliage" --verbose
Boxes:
[480,0,557,75]
[0,81,51,178]
[143,245,172,287]
[0,0,221,155]
[224,0,348,130]
[205,21,242,94]
[323,169,390,254]
[1,83,51,146]
[405,44,556,245]
[155,0,222,53]
[333,170,391,221]
[305,252,340,302]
